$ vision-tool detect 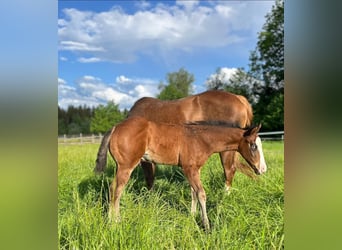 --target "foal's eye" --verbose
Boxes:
[250,143,257,151]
